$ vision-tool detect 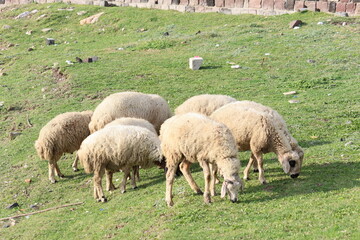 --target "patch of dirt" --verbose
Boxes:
[52,68,68,83]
